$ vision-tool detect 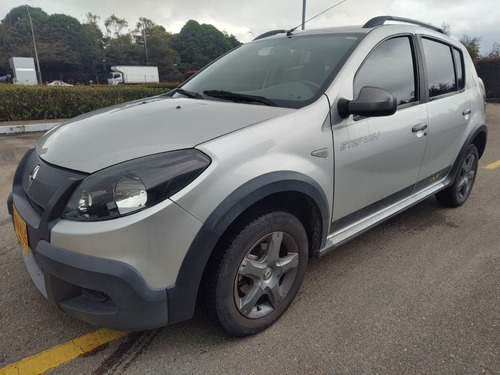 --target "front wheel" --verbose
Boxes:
[436,144,479,207]
[202,211,308,336]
